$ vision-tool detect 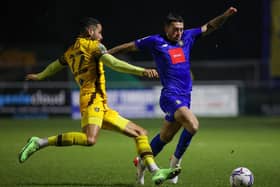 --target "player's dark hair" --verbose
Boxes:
[164,13,184,26]
[79,17,100,34]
